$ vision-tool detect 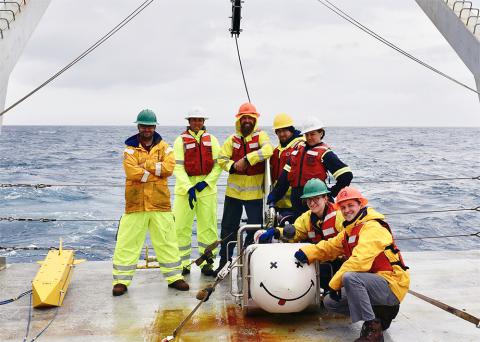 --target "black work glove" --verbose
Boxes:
[188,187,197,209]
[328,287,342,302]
